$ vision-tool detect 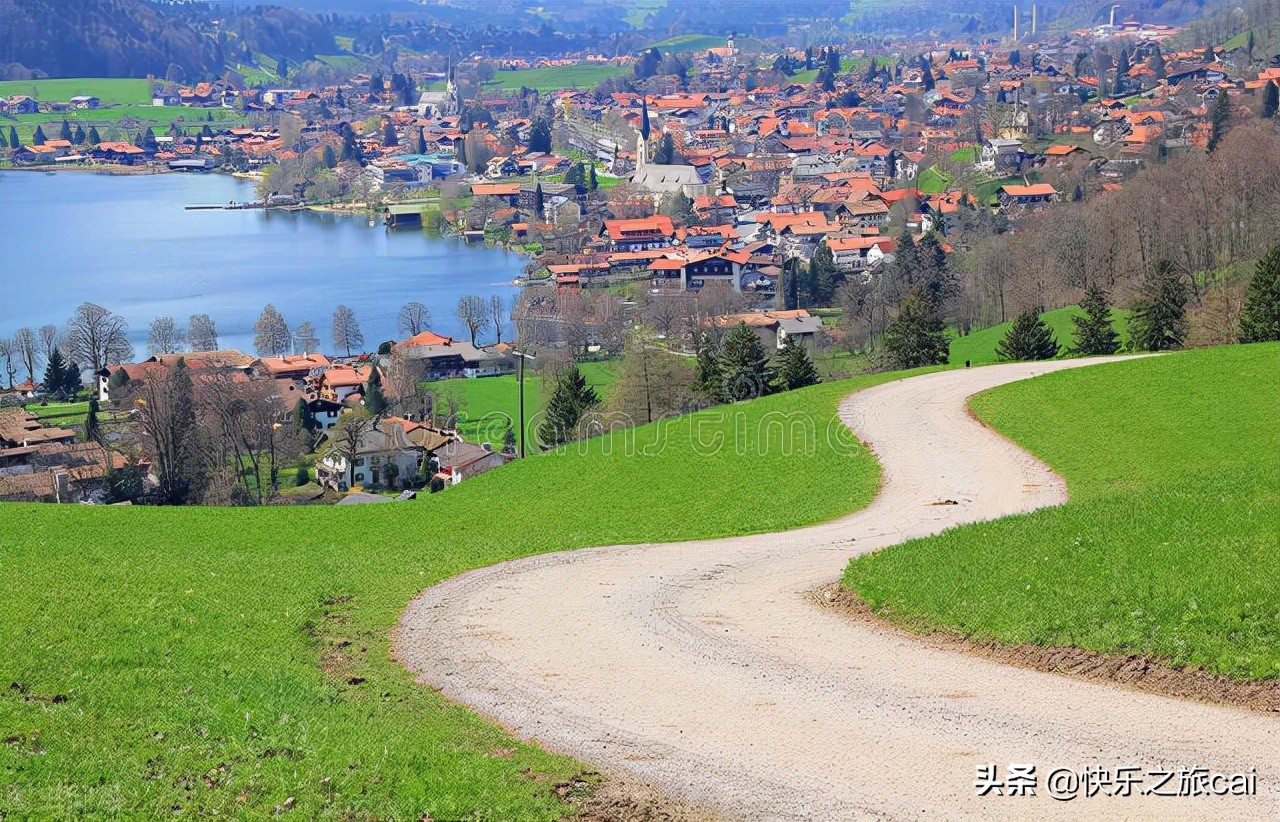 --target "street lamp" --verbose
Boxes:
[511,348,536,458]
